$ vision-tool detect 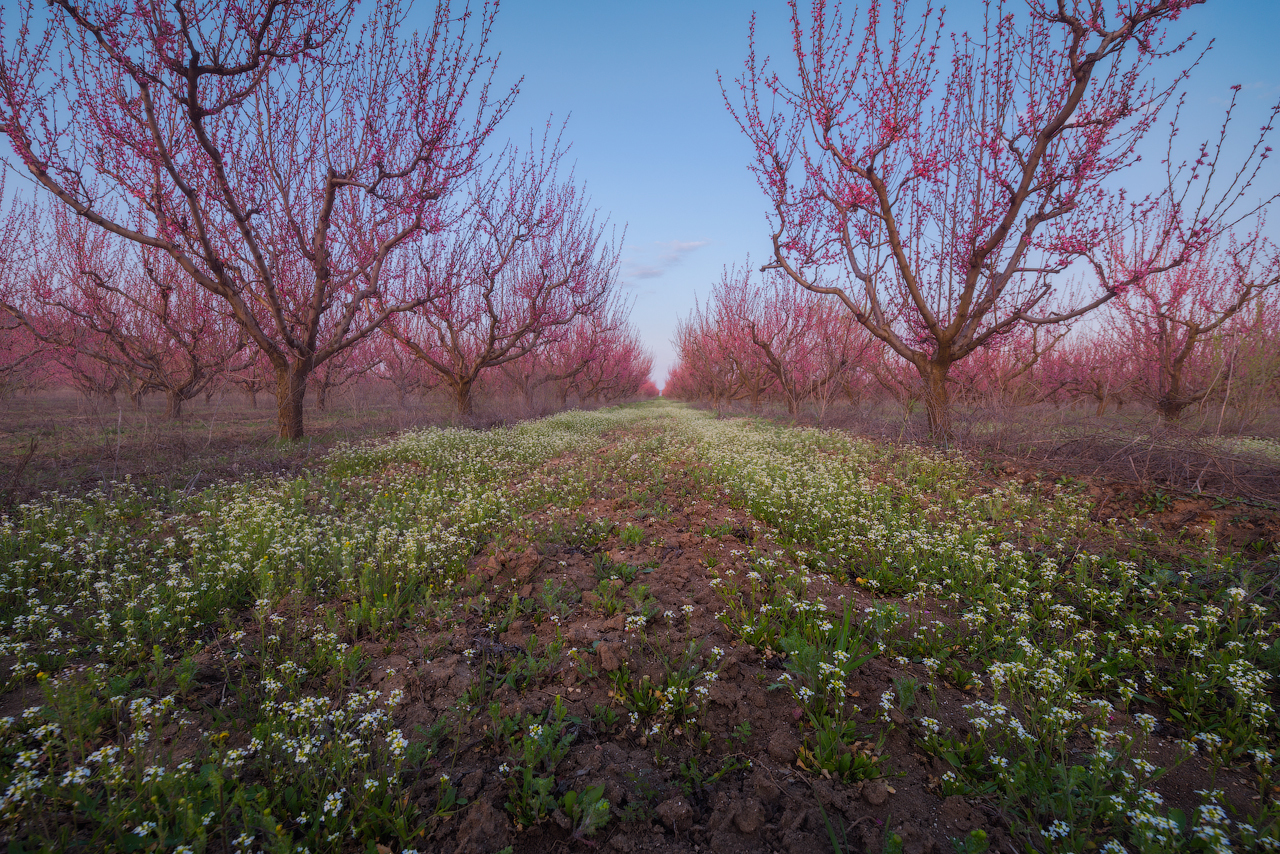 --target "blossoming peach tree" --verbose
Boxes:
[725,0,1277,438]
